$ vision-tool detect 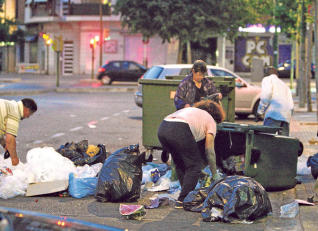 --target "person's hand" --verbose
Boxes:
[11,156,19,166]
[184,104,191,108]
[218,93,222,100]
